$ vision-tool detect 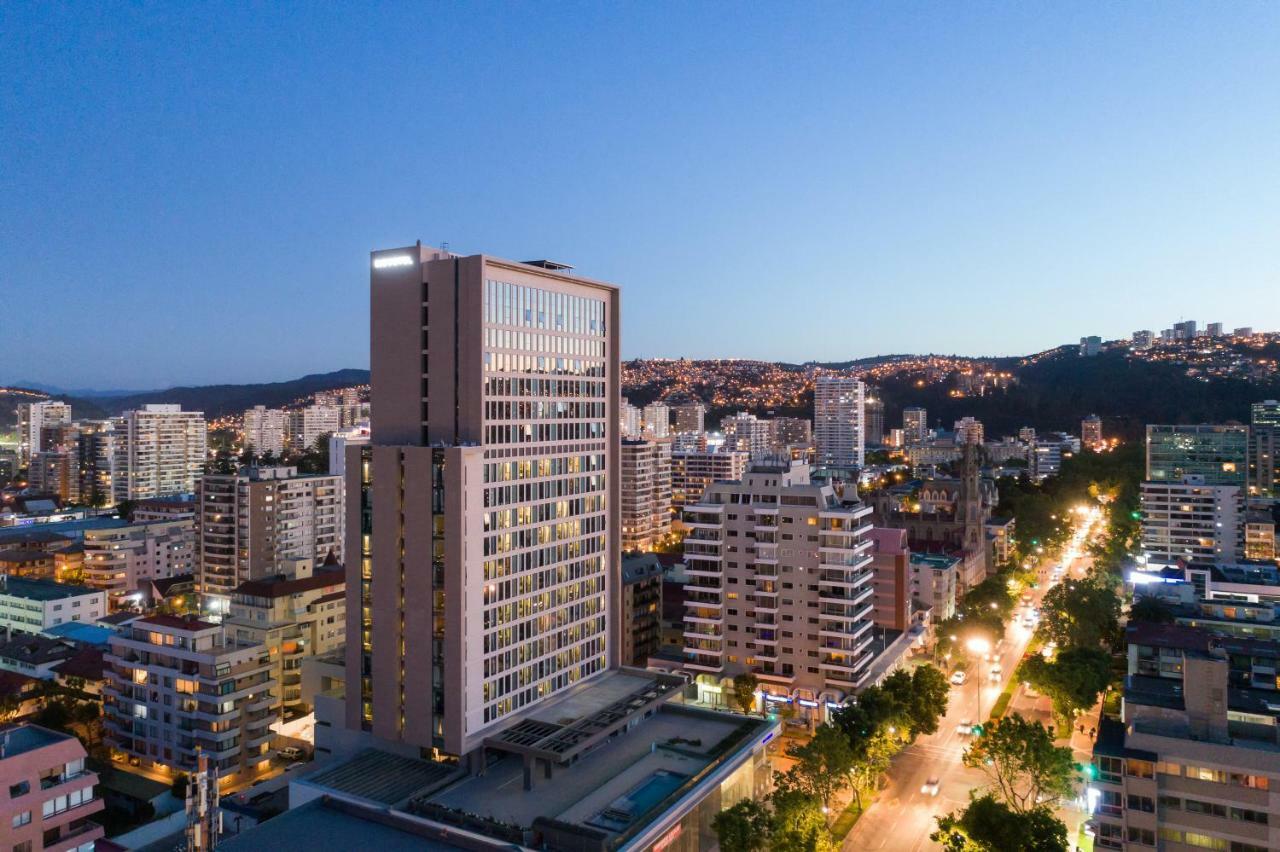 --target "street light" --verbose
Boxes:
[967,637,991,723]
